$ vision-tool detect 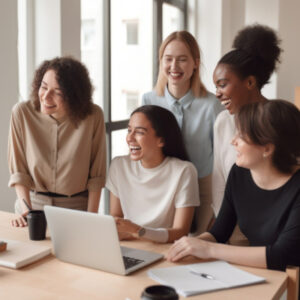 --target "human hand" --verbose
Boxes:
[114,217,141,234]
[118,231,136,241]
[11,211,29,227]
[166,236,213,262]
